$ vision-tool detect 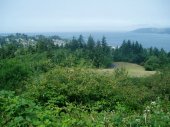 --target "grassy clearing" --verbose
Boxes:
[114,62,156,77]
[92,62,156,77]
